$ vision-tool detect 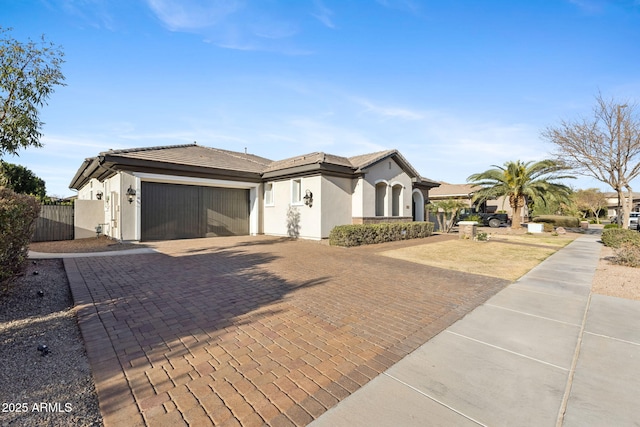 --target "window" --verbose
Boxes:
[264,183,274,206]
[292,179,302,204]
